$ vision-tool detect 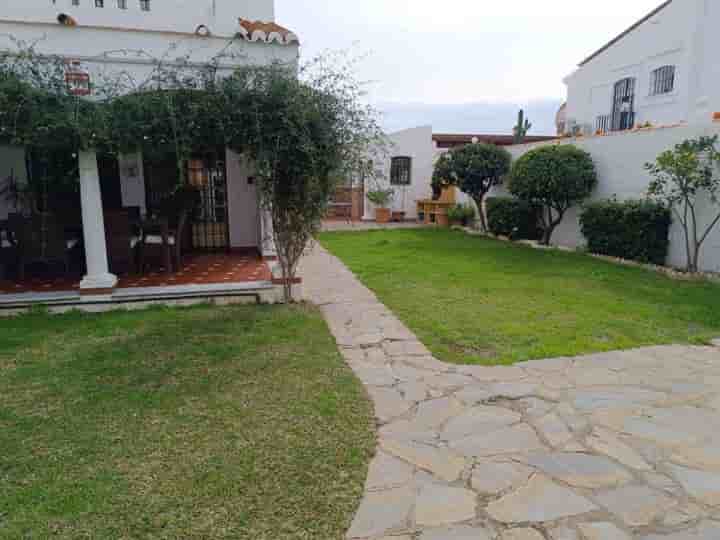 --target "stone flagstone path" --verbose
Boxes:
[301,243,720,540]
